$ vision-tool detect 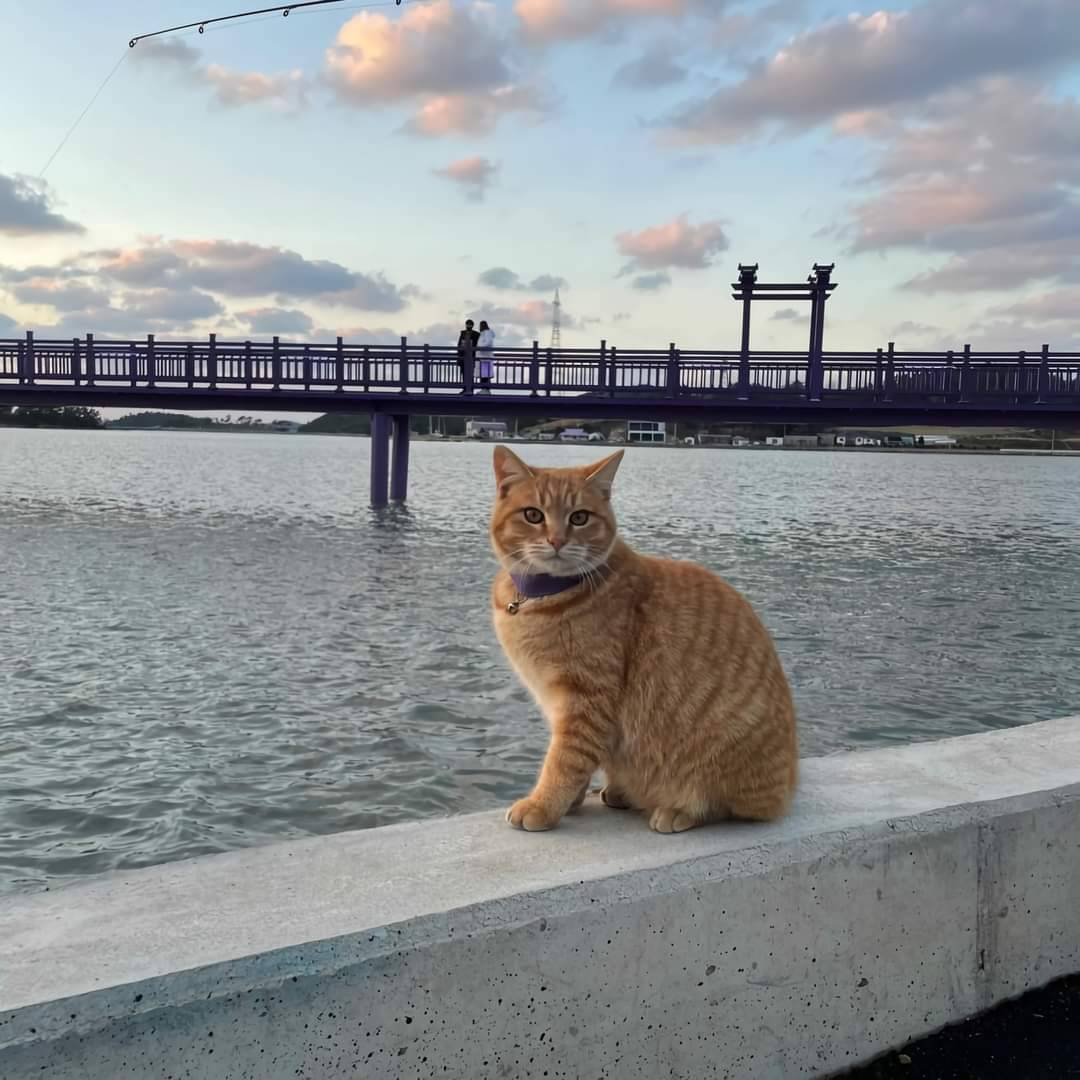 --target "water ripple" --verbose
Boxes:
[1,428,1079,894]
